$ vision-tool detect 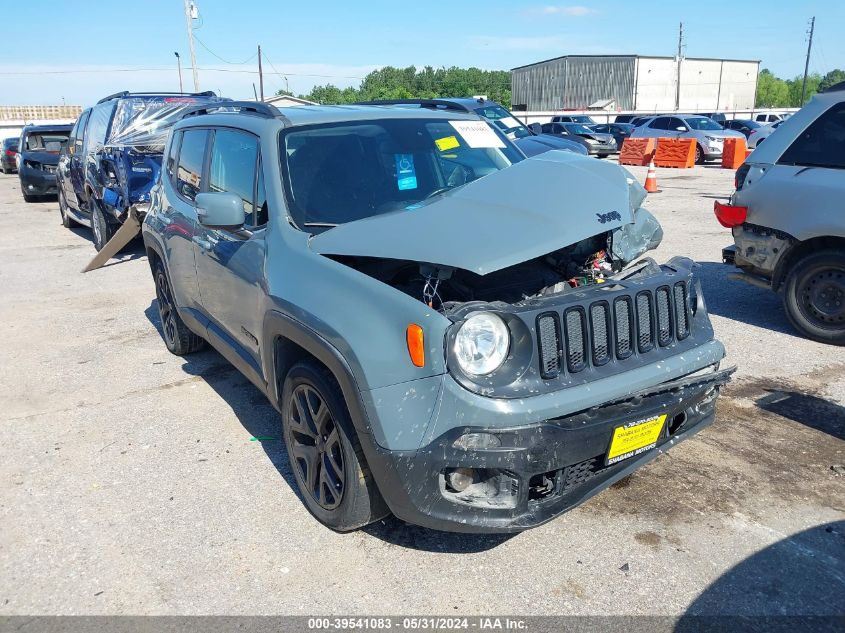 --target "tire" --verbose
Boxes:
[153,259,206,355]
[783,249,845,346]
[2,166,9,175]
[91,199,116,251]
[282,361,388,531]
[58,189,78,228]
[694,144,705,165]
